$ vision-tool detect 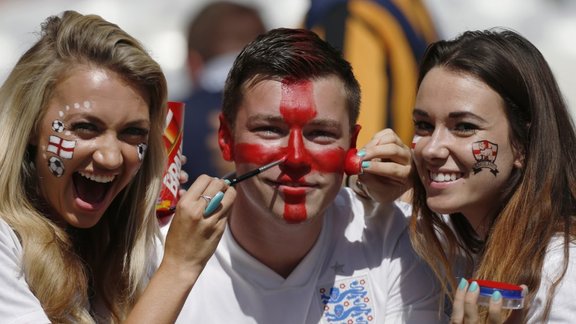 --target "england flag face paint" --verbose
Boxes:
[32,66,150,229]
[220,76,353,223]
